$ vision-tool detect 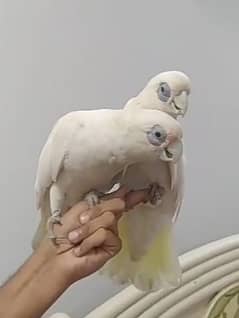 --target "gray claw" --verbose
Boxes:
[84,190,104,207]
[148,183,165,206]
[47,210,63,244]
